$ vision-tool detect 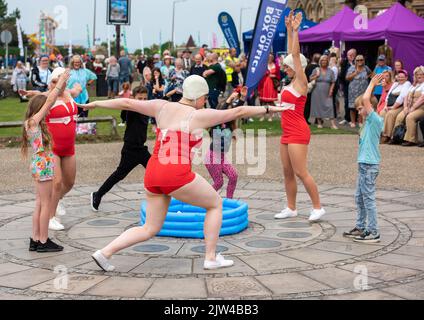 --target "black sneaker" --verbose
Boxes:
[353,231,381,244]
[37,238,64,252]
[343,227,364,238]
[91,192,101,212]
[29,238,39,251]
